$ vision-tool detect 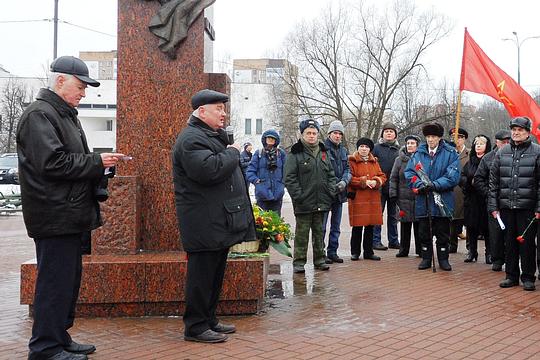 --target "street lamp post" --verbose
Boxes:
[503,31,540,85]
